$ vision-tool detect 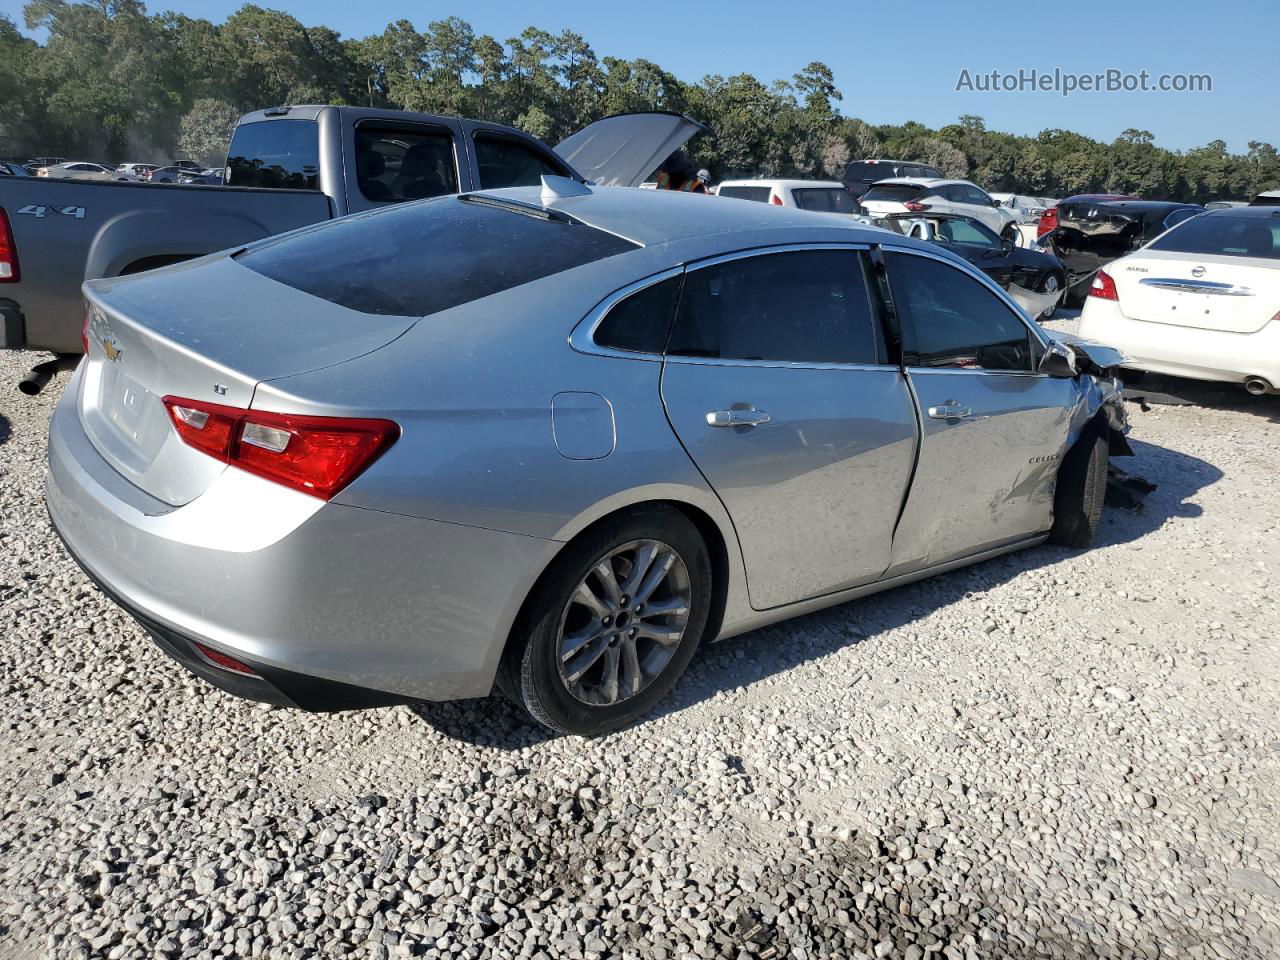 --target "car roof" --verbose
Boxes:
[1204,205,1280,219]
[867,177,968,188]
[479,184,917,251]
[718,179,846,190]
